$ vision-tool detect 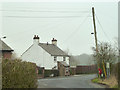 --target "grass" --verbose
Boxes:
[92,75,118,88]
[92,78,100,83]
[111,85,118,88]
